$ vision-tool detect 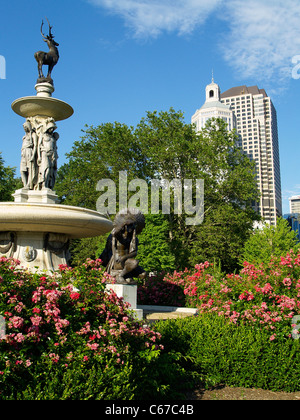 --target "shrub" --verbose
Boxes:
[140,250,300,392]
[0,257,185,400]
[156,313,300,392]
[144,252,300,341]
